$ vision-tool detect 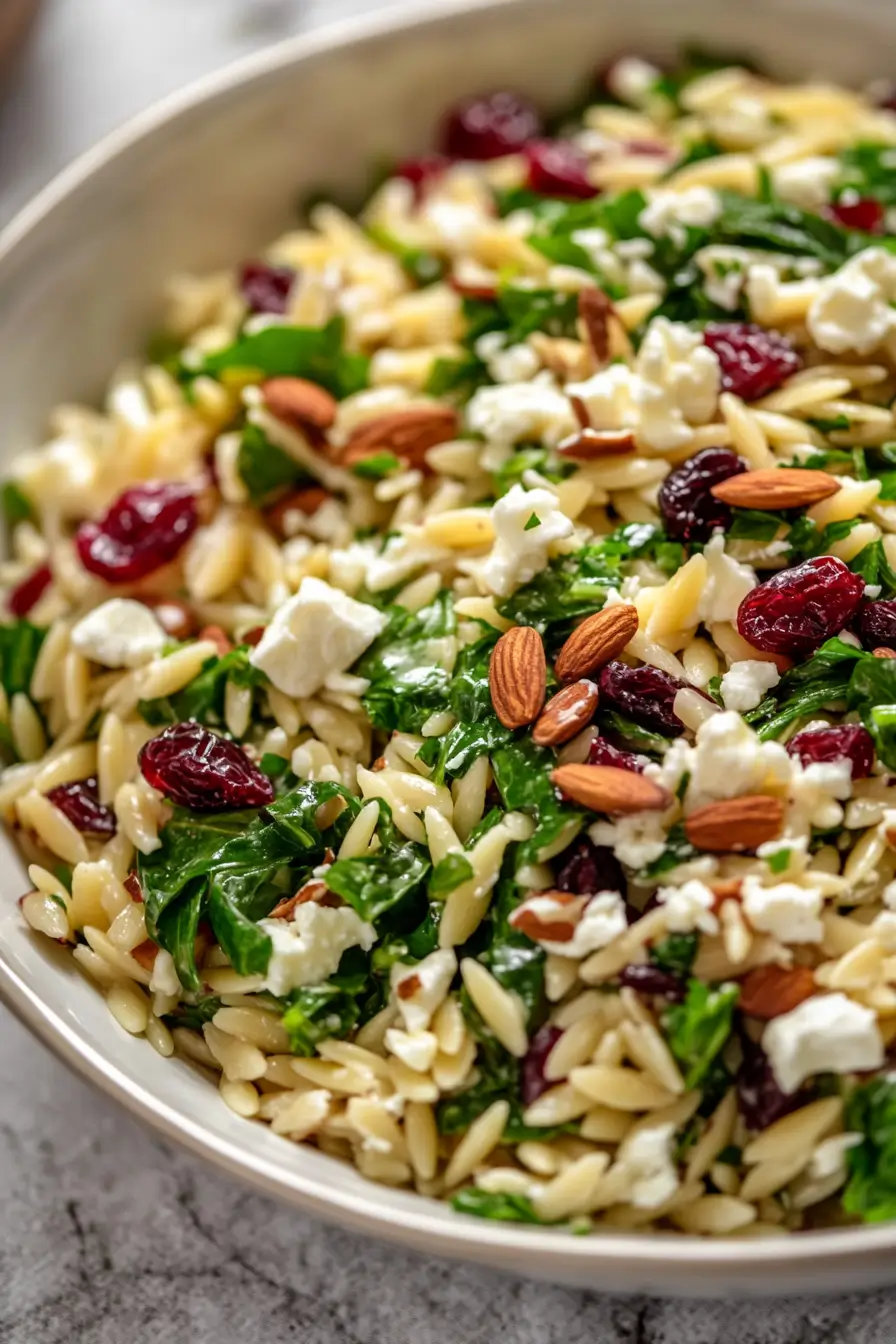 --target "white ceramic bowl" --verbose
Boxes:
[2,0,896,1298]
